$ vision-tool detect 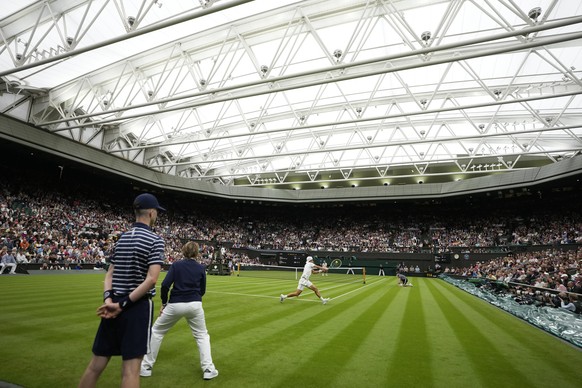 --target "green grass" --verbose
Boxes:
[0,272,581,388]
